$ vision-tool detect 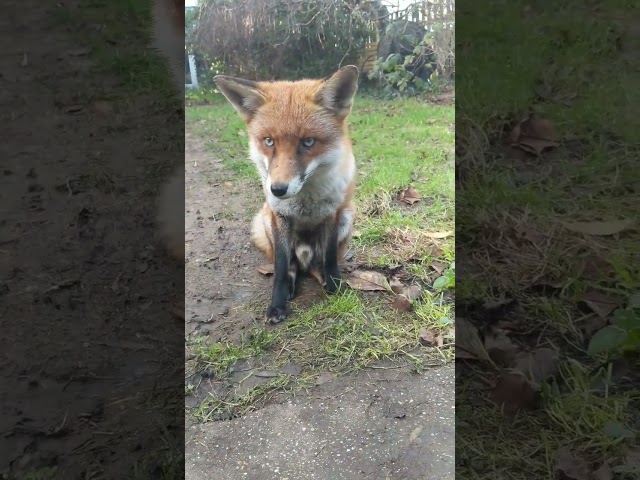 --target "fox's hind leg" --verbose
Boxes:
[251,204,274,262]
